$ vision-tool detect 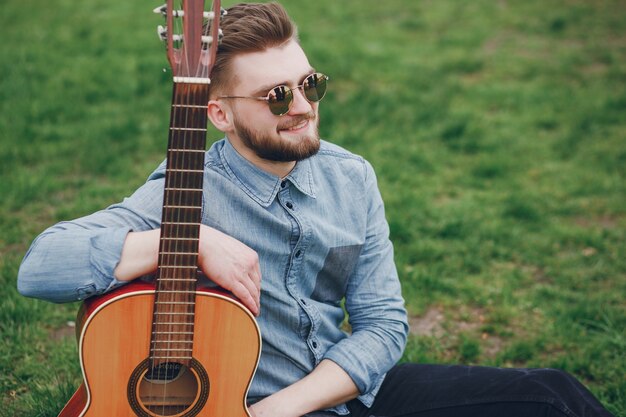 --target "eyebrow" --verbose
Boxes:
[249,67,316,97]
